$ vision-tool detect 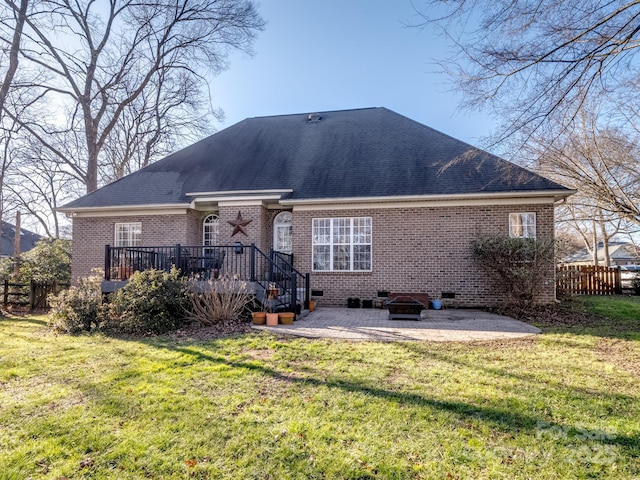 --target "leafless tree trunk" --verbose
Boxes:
[0,0,27,114]
[2,0,264,193]
[12,210,20,276]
